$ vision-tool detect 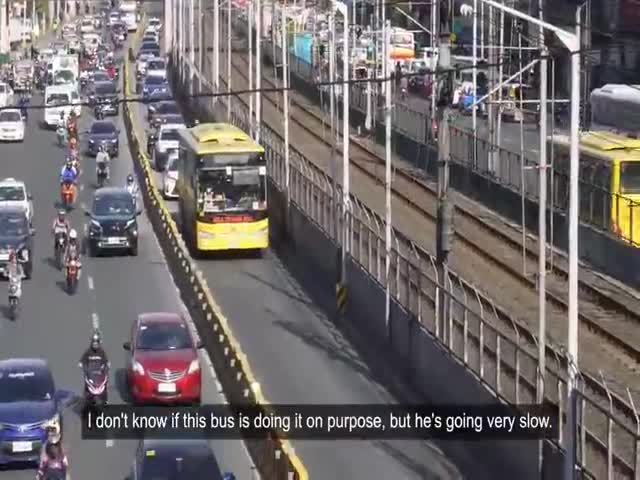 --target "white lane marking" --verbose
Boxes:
[80,184,84,192]
[106,439,114,448]
[83,223,88,235]
[87,276,94,290]
[91,312,100,331]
